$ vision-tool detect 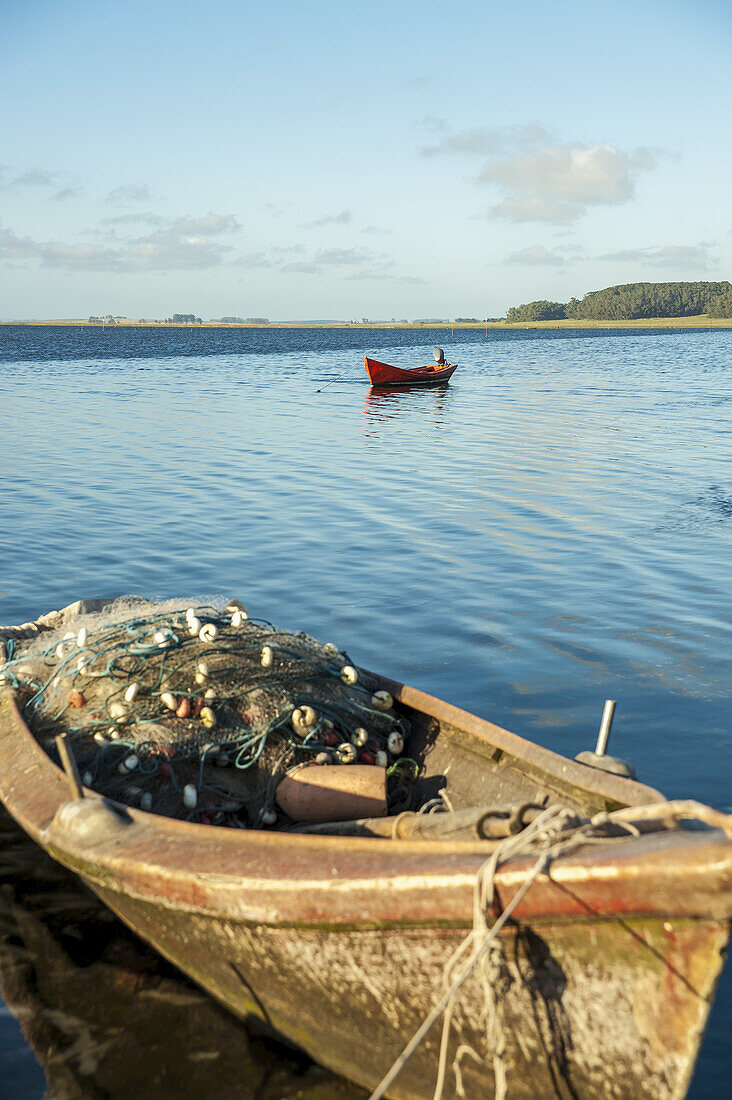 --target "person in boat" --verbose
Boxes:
[433,347,446,366]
